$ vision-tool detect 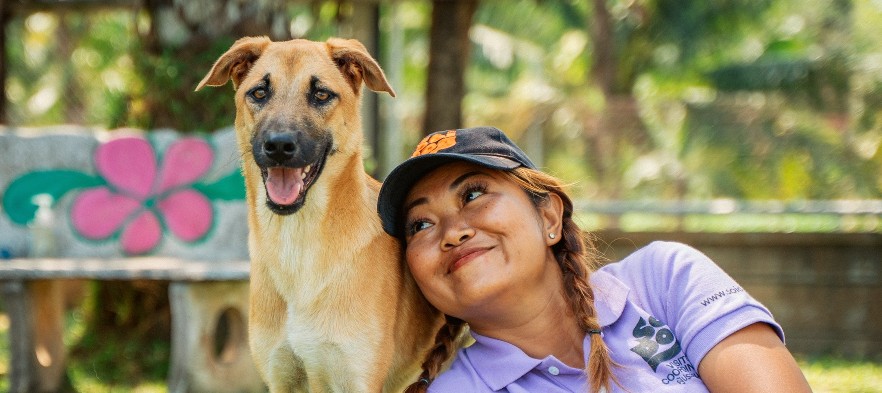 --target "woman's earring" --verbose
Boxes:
[549,233,556,239]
